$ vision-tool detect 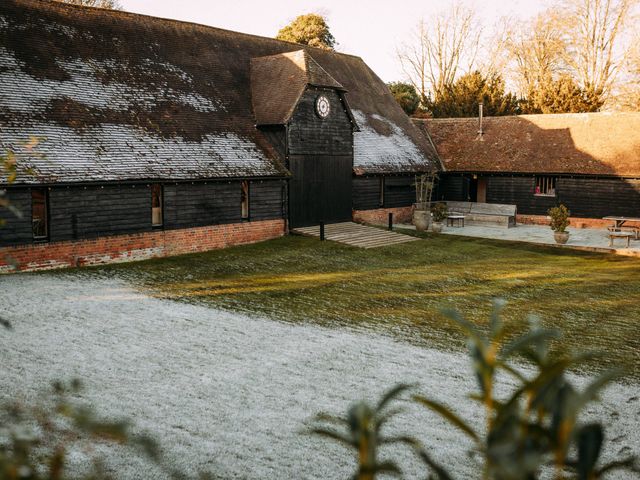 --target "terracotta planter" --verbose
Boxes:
[554,231,569,244]
[431,221,443,233]
[413,210,430,232]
